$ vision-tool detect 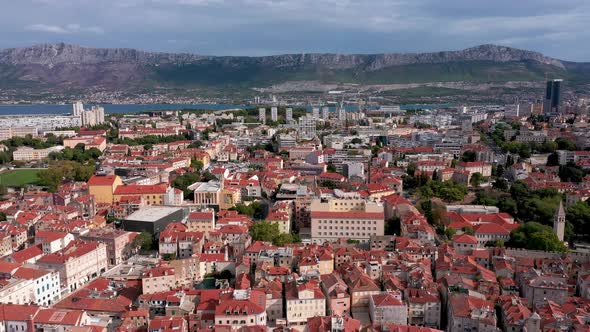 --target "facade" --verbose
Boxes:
[310,198,384,244]
[186,211,216,234]
[447,294,497,332]
[214,289,267,328]
[87,175,123,204]
[142,266,176,294]
[123,206,186,235]
[114,184,171,206]
[36,240,108,292]
[543,79,563,115]
[80,228,136,265]
[286,279,326,326]
[369,293,408,325]
[12,146,64,161]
